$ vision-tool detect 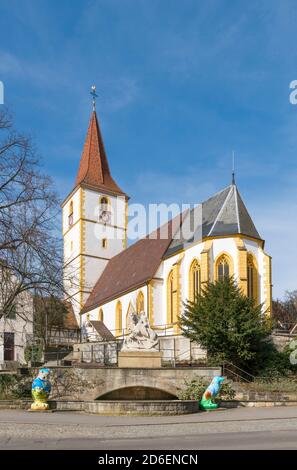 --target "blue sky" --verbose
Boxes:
[1,0,297,298]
